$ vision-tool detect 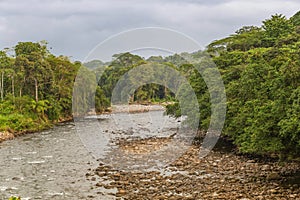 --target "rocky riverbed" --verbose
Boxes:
[86,137,300,200]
